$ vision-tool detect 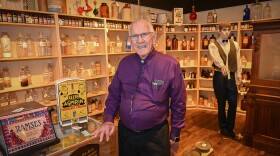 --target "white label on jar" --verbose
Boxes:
[22,42,27,48]
[9,100,17,105]
[40,41,47,47]
[0,102,9,107]
[117,42,122,47]
[3,52,11,58]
